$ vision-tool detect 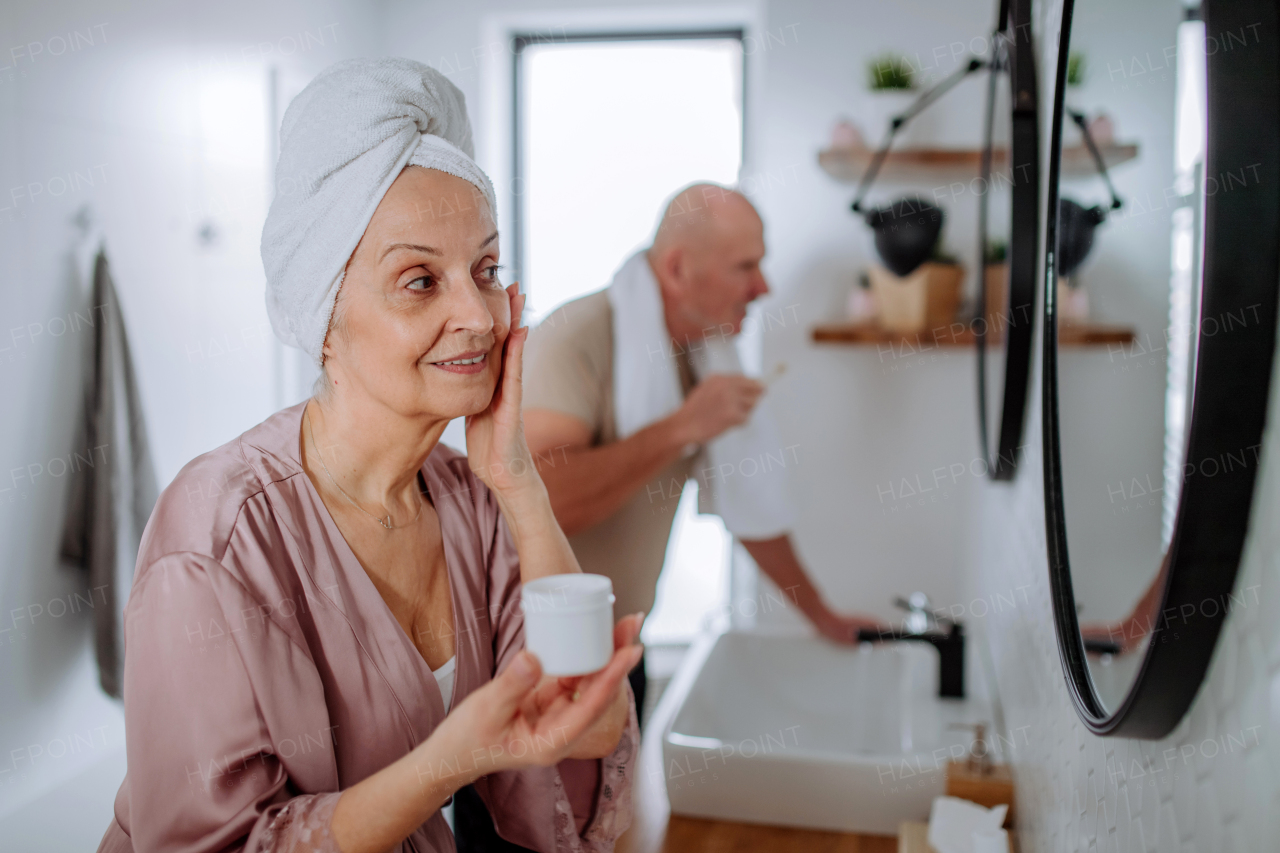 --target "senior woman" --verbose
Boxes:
[96,59,640,853]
